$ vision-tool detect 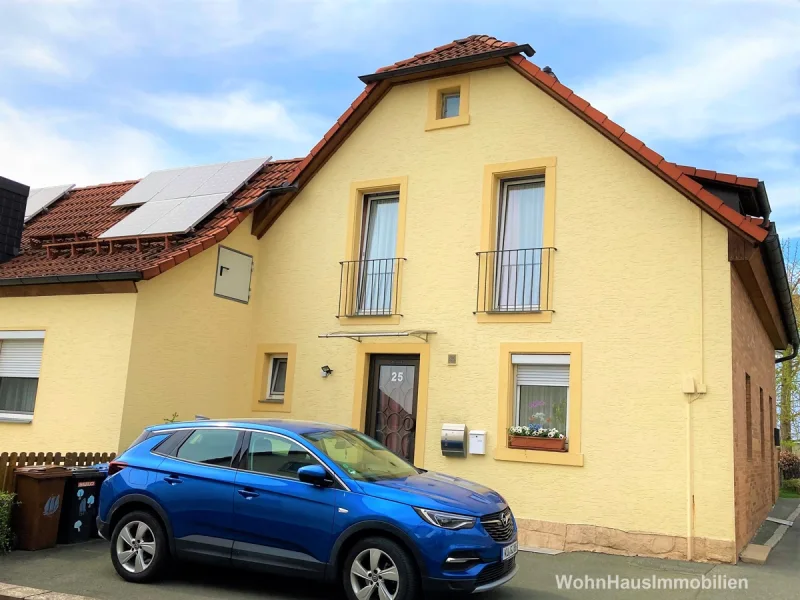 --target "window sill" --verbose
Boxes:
[494,446,583,466]
[477,312,553,324]
[254,398,290,413]
[0,412,33,424]
[425,114,470,131]
[339,314,401,326]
